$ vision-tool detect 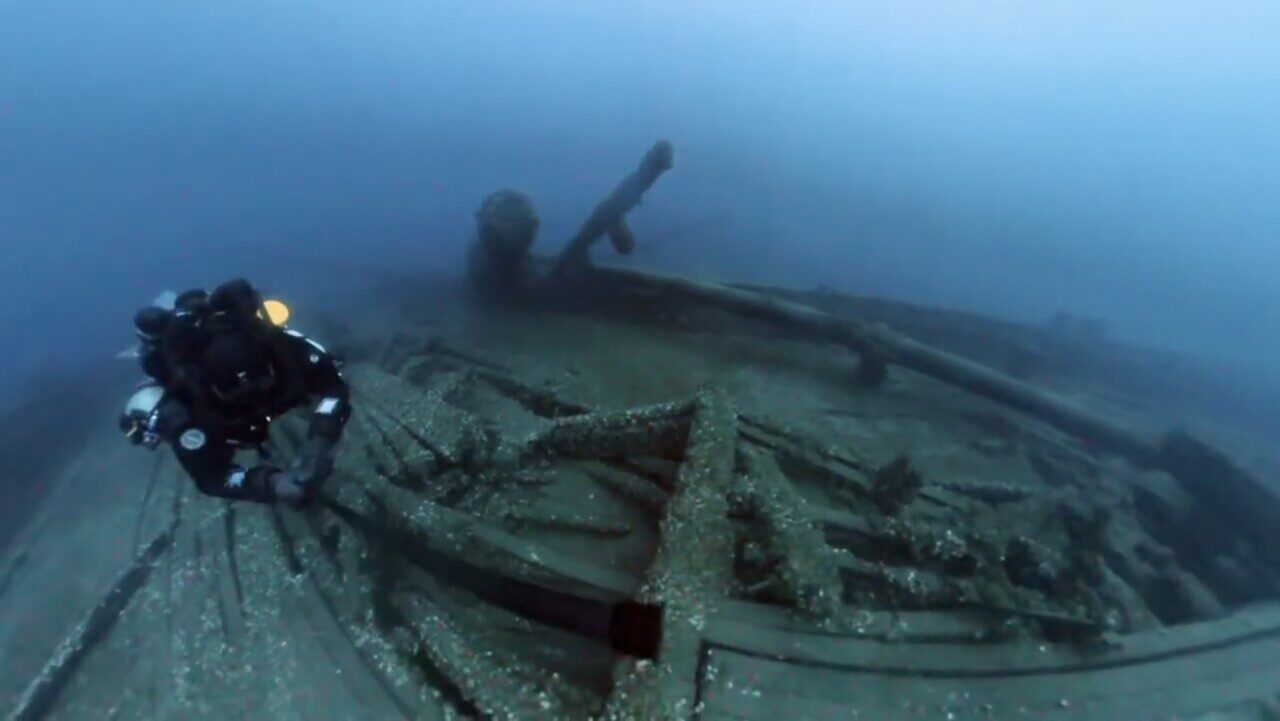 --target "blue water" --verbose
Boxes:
[3,3,1280,719]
